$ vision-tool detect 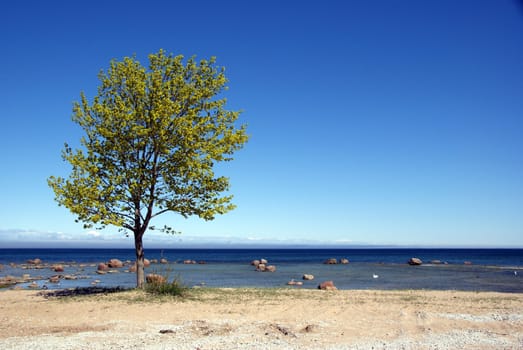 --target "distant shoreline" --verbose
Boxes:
[2,244,523,249]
